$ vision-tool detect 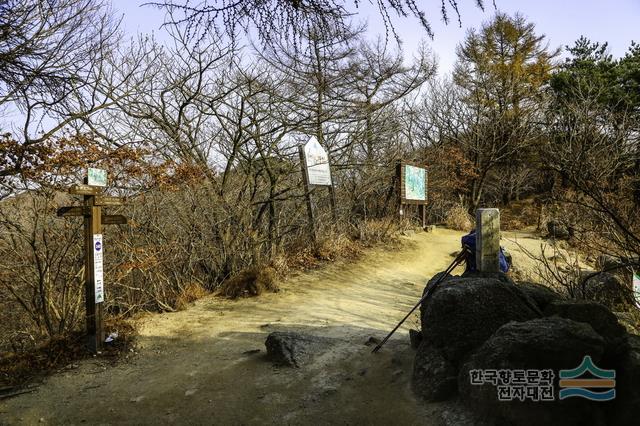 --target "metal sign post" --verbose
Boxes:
[57,168,127,353]
[299,137,336,240]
